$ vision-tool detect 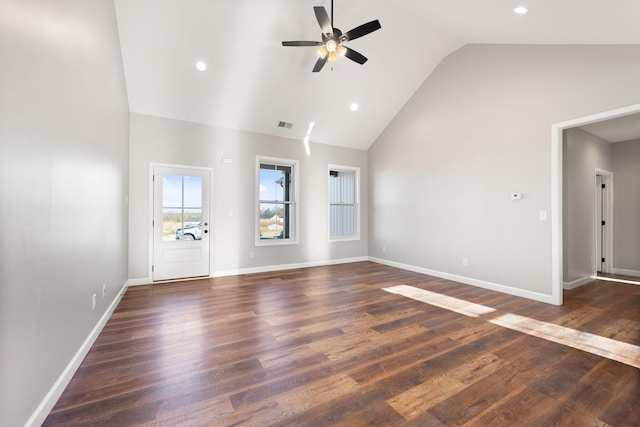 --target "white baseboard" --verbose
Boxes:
[563,276,595,290]
[612,268,640,278]
[211,256,369,278]
[369,257,556,305]
[26,280,128,427]
[128,257,369,285]
[126,277,152,286]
